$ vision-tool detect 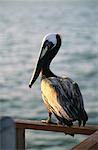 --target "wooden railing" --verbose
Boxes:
[15,119,98,150]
